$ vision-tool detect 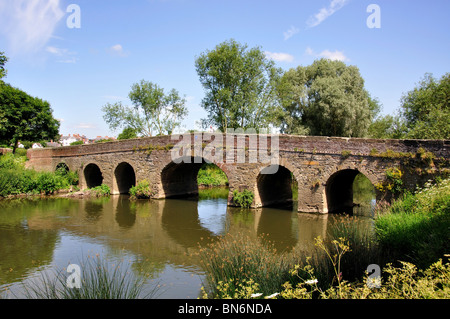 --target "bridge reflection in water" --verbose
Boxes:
[0,187,373,298]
